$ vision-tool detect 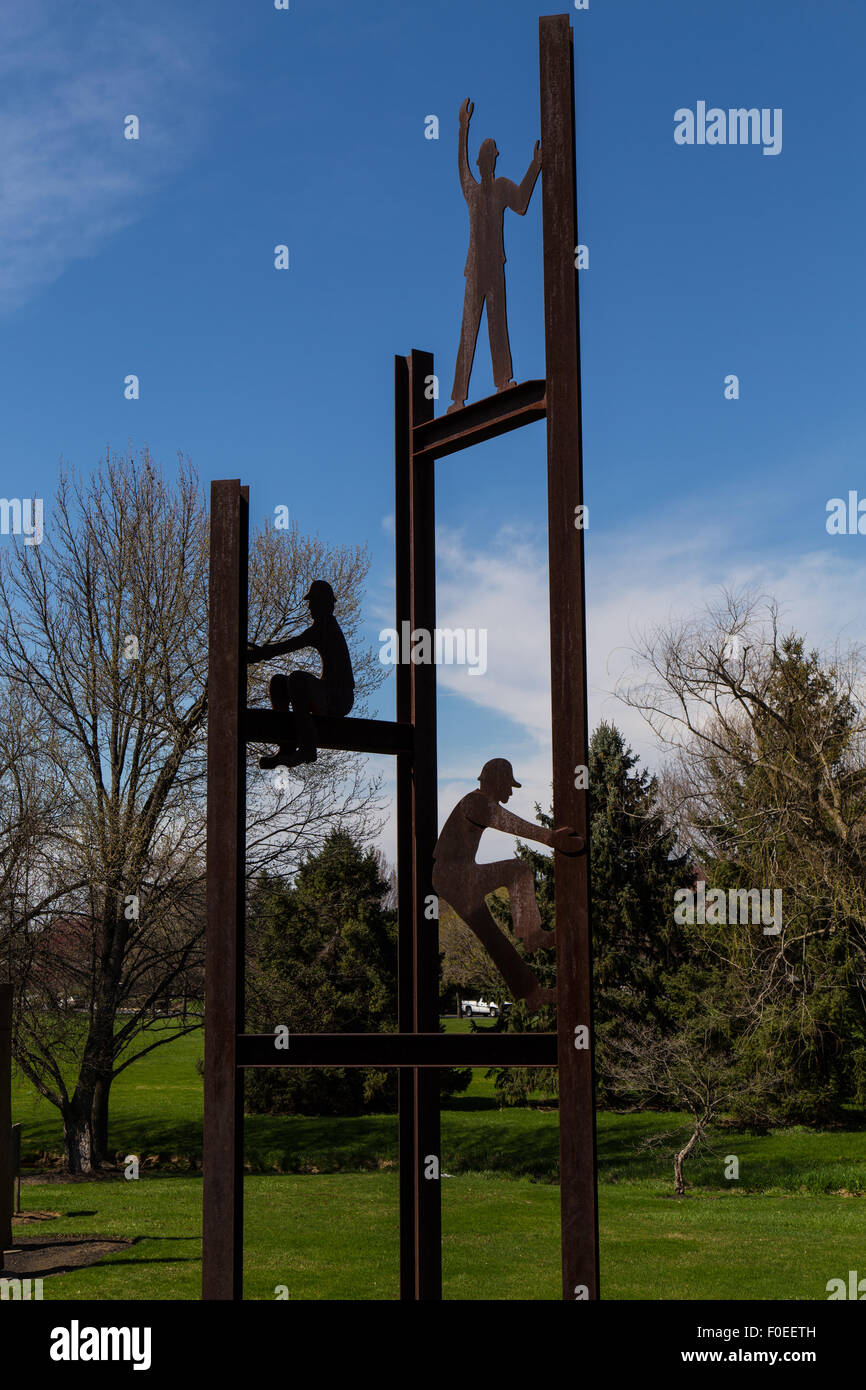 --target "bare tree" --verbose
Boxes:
[601,996,775,1196]
[1,449,385,1171]
[619,589,866,1102]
